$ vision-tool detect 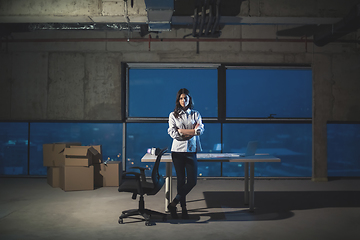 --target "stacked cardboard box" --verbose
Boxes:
[43,143,101,191]
[43,142,81,188]
[43,143,81,167]
[43,143,122,191]
[60,145,101,191]
[94,161,122,187]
